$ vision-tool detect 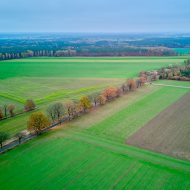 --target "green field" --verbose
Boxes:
[0,56,190,189]
[0,129,190,190]
[83,87,189,142]
[153,79,190,87]
[0,77,122,136]
[0,85,190,189]
[173,48,190,55]
[0,57,186,79]
[0,56,187,136]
